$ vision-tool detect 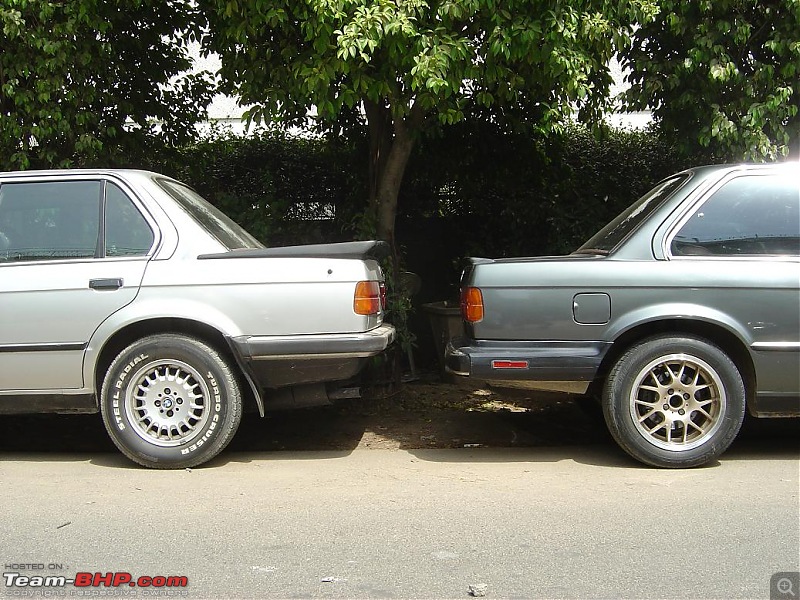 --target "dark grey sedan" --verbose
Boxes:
[447,163,799,467]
